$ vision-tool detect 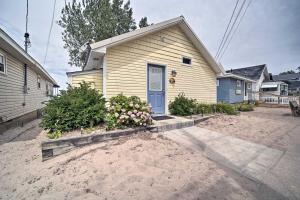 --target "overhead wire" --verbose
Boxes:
[218,0,253,61]
[216,0,248,60]
[44,0,57,64]
[215,0,240,59]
